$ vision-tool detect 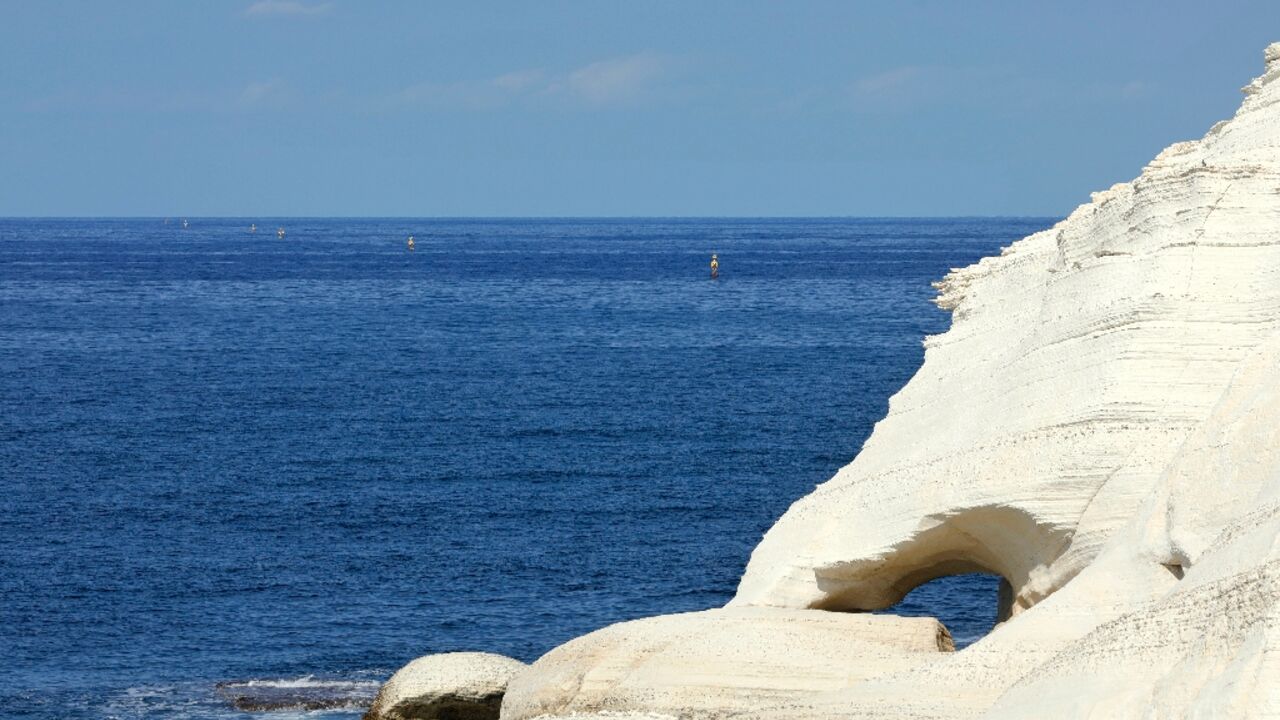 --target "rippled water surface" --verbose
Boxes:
[0,217,1055,718]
